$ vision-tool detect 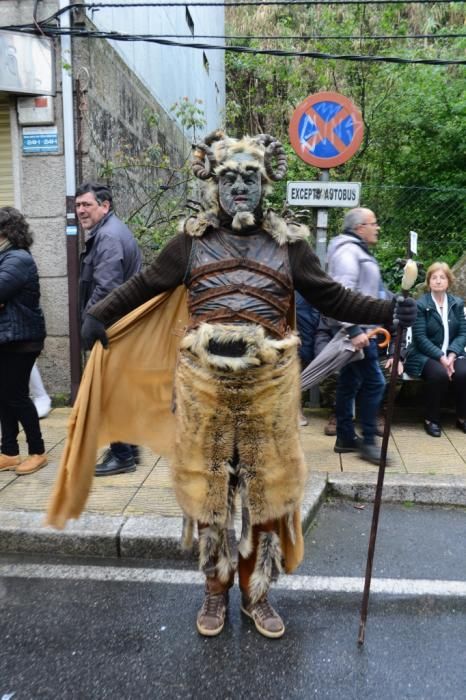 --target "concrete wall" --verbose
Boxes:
[1,1,70,395]
[0,1,225,398]
[74,34,190,218]
[91,0,225,134]
[0,0,57,26]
